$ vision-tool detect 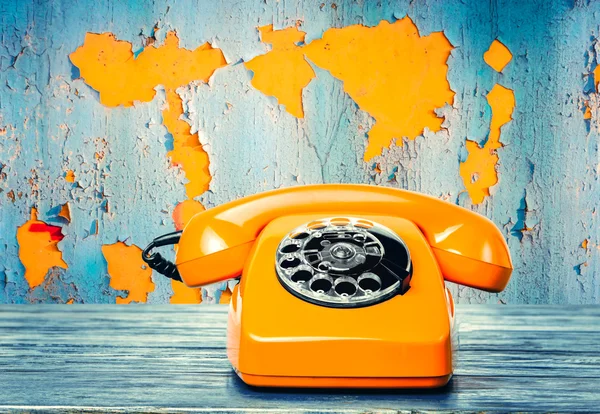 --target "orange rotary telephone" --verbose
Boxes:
[143,184,512,388]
